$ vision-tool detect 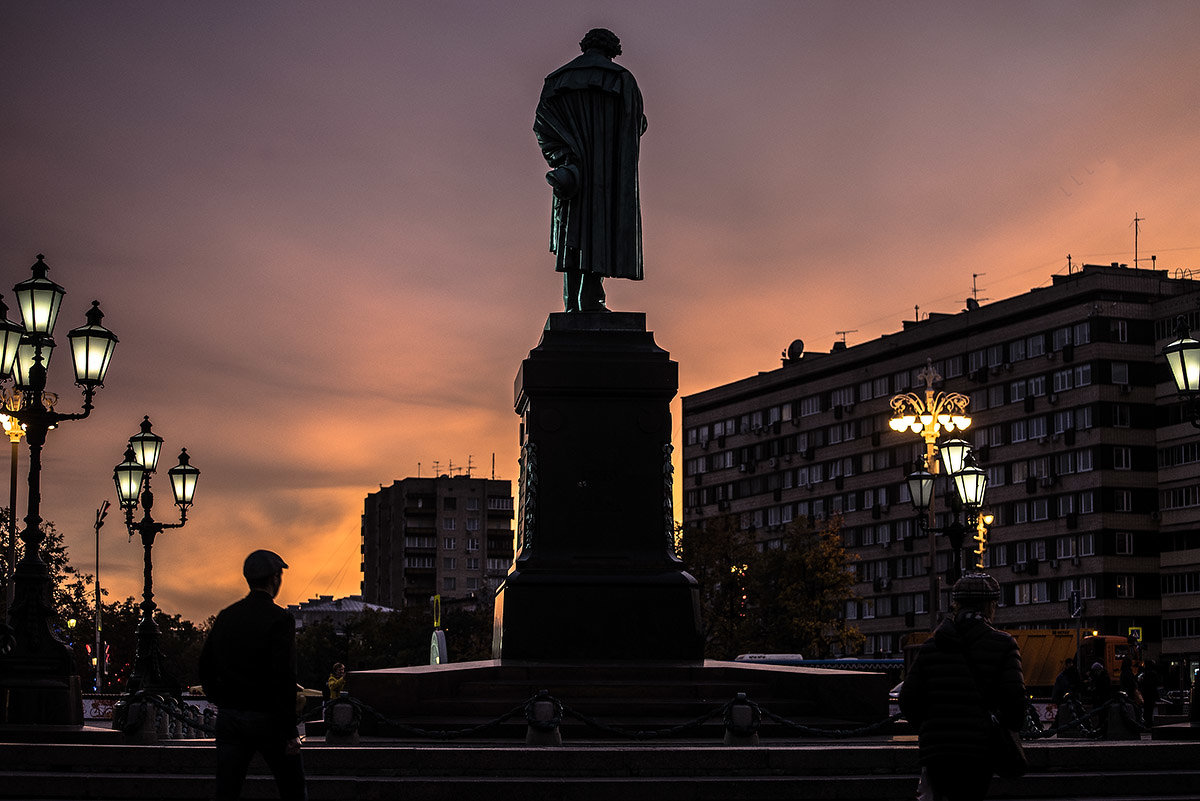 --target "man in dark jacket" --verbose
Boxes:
[900,573,1026,801]
[199,550,305,800]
